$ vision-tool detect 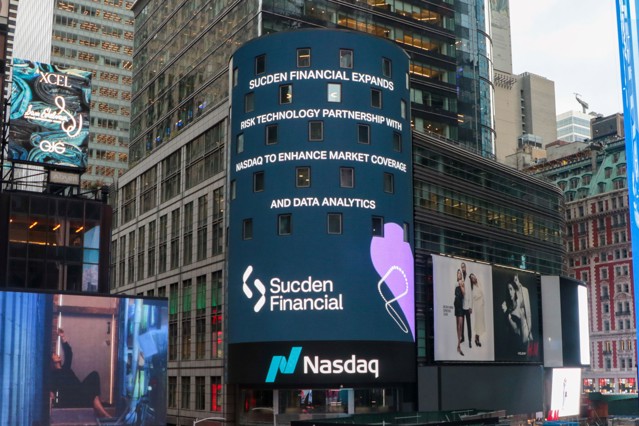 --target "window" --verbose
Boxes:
[393,132,402,152]
[233,68,238,87]
[309,121,324,141]
[384,173,394,193]
[168,377,177,408]
[245,92,254,112]
[170,209,180,270]
[195,377,206,410]
[280,84,292,104]
[212,187,224,256]
[372,216,384,236]
[340,167,354,188]
[327,213,342,234]
[401,99,407,119]
[197,195,208,261]
[236,133,244,153]
[230,180,237,200]
[243,219,253,240]
[255,54,266,74]
[211,377,222,412]
[358,124,370,144]
[183,202,193,265]
[382,58,392,77]
[182,279,192,359]
[340,49,353,68]
[296,167,310,187]
[266,125,278,145]
[253,171,265,192]
[328,83,341,102]
[403,223,409,242]
[371,89,382,108]
[211,272,223,359]
[181,376,191,409]
[297,48,311,67]
[195,275,206,359]
[278,214,292,235]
